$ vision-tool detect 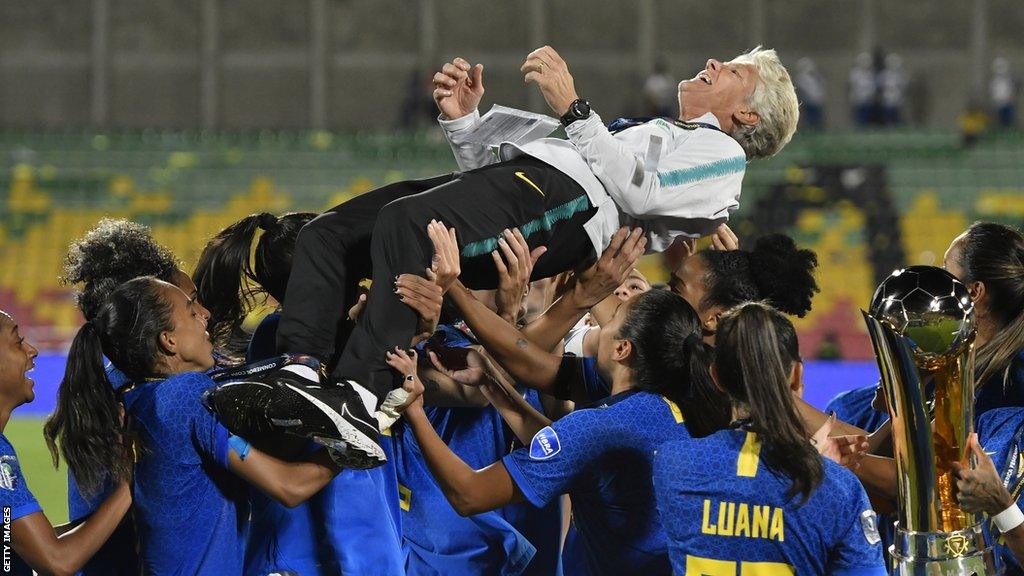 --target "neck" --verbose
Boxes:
[0,400,16,432]
[679,109,731,131]
[976,312,999,348]
[609,367,635,396]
